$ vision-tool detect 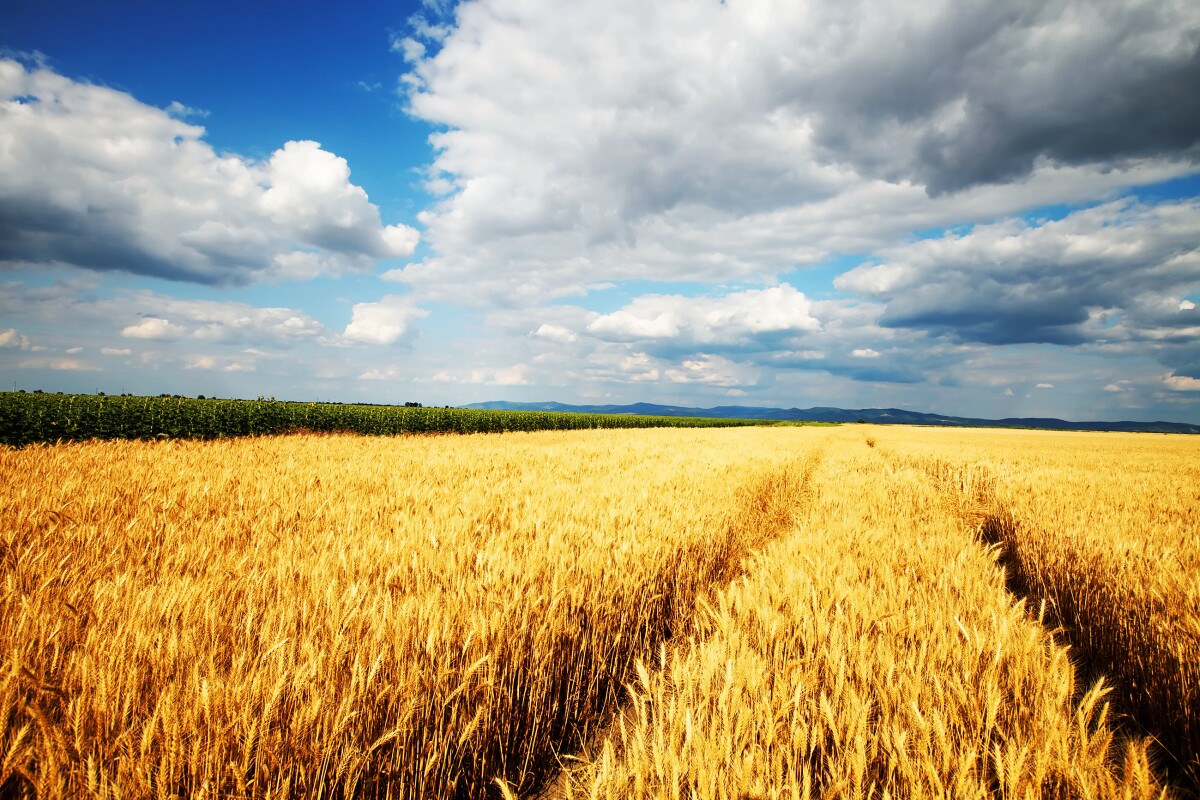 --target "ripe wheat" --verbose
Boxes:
[565,435,1171,799]
[2,424,1192,799]
[0,427,821,799]
[875,426,1200,791]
